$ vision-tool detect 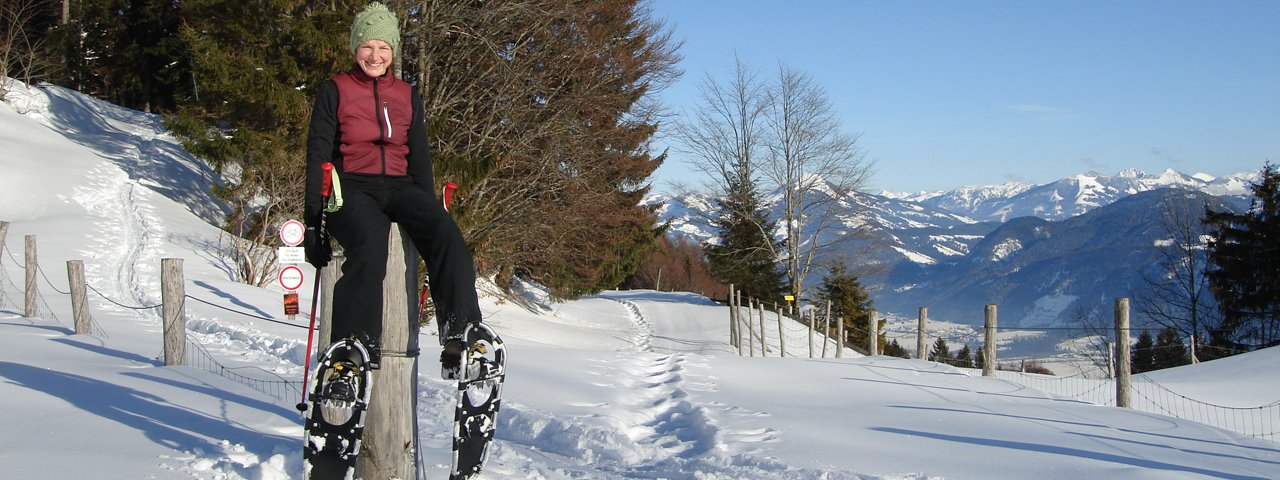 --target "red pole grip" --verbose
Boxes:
[321,163,334,197]
[443,181,458,211]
